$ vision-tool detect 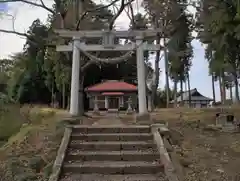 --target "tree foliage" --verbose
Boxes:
[196,0,240,102]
